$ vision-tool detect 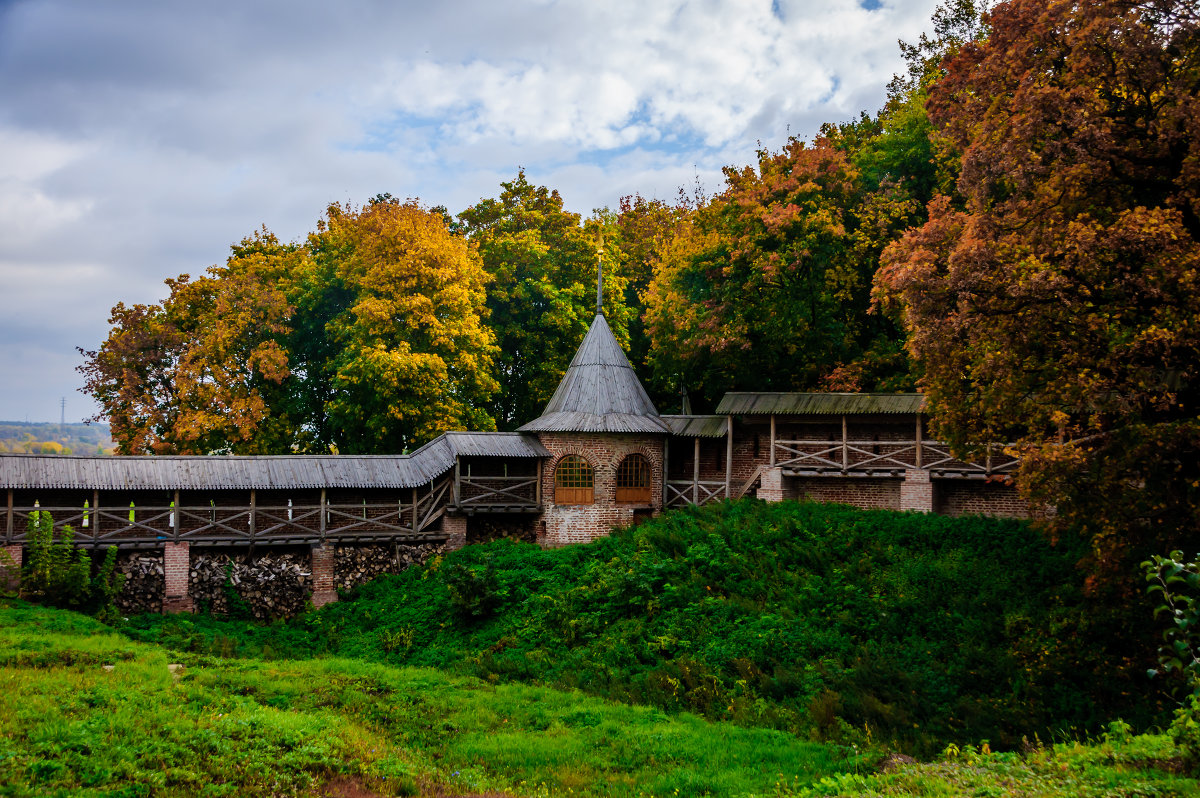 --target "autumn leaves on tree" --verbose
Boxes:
[81,0,1199,580]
